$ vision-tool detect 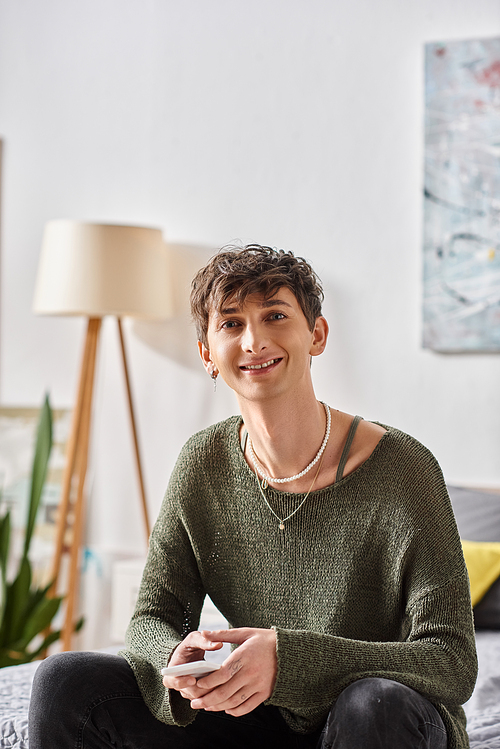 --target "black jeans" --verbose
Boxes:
[28,652,448,748]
